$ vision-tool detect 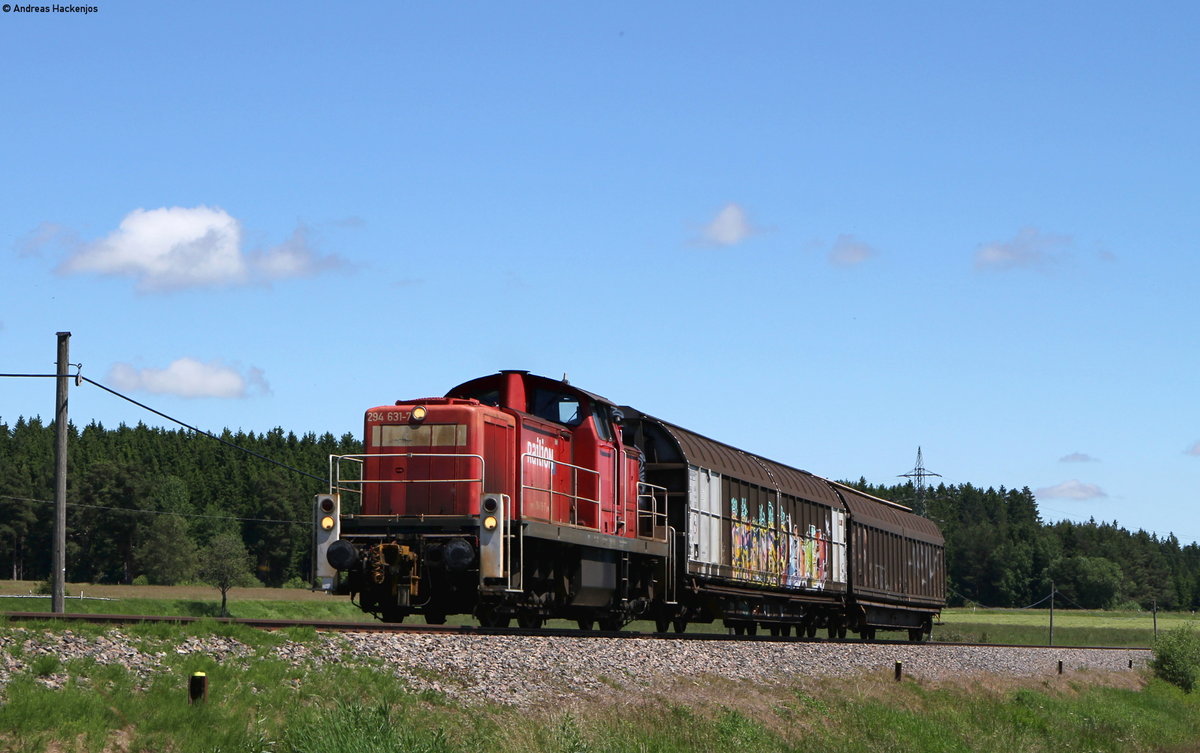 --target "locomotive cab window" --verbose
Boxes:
[529,387,583,427]
[591,404,613,441]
